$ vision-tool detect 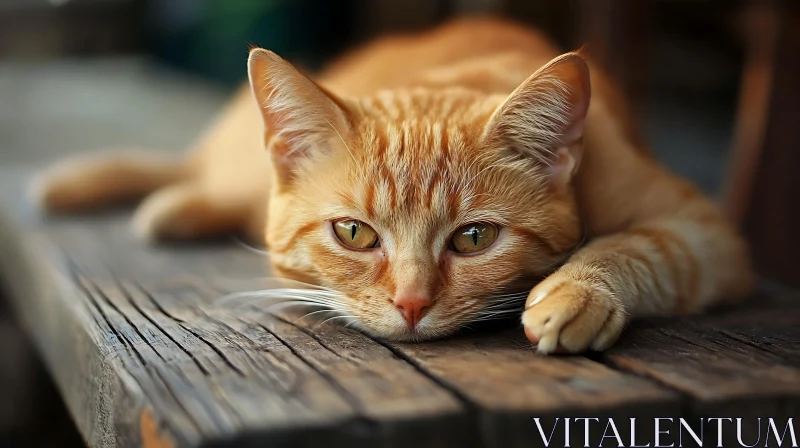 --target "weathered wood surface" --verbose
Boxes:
[1,59,799,448]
